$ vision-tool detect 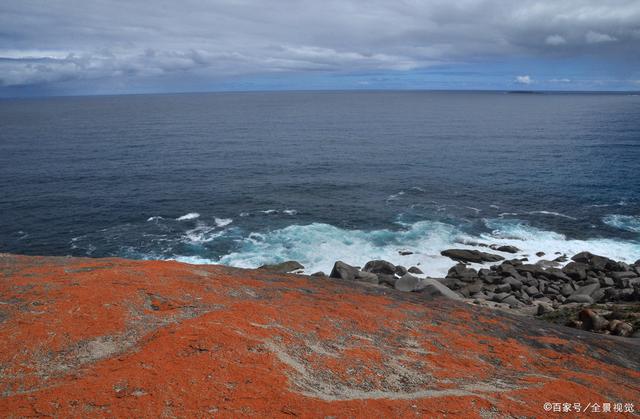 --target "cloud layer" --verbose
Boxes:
[1,0,639,93]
